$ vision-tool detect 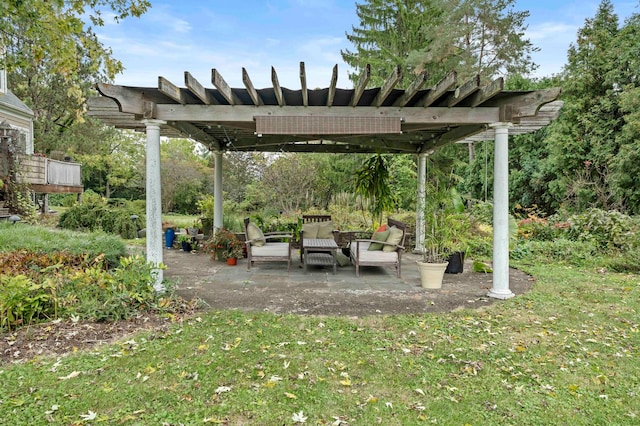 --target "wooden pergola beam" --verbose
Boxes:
[300,62,308,107]
[155,105,500,125]
[373,65,402,107]
[446,75,481,107]
[168,121,222,151]
[417,71,457,107]
[184,72,216,105]
[327,64,338,107]
[468,77,504,108]
[272,66,286,106]
[211,69,239,105]
[242,67,263,106]
[393,71,429,107]
[158,77,185,104]
[350,64,370,107]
